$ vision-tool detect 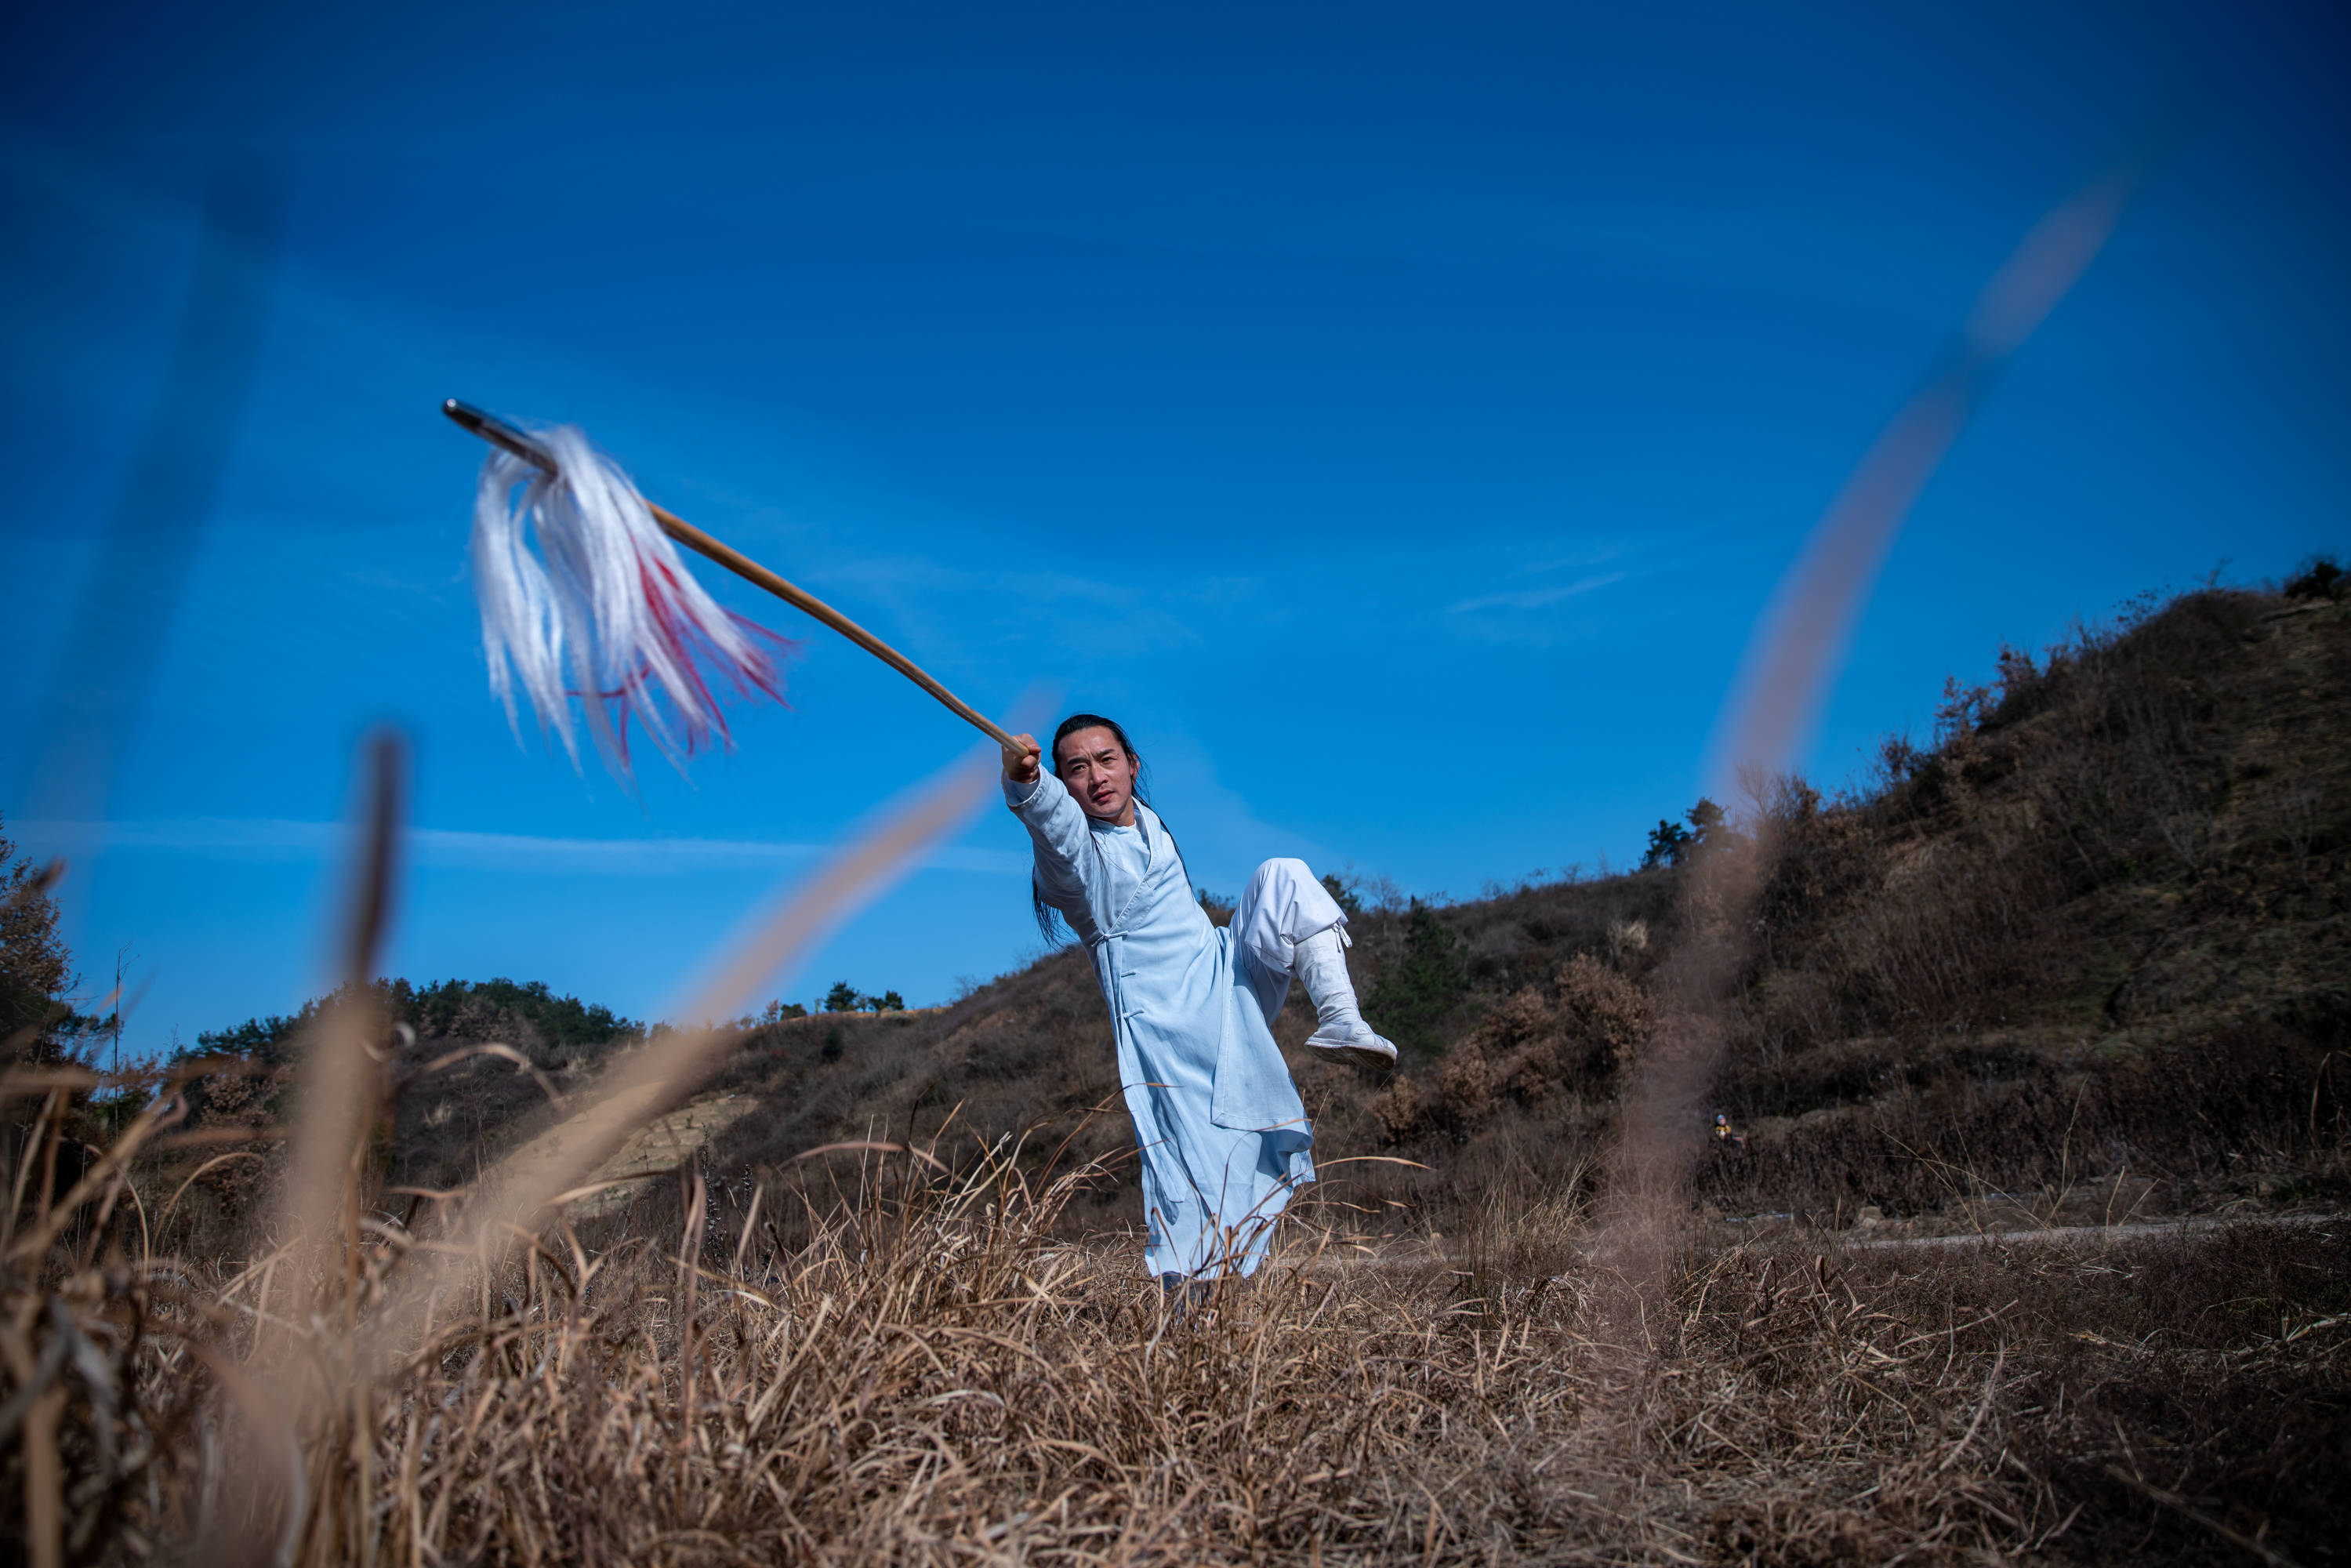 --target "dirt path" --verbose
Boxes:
[1838,1209,2344,1251]
[574,1091,764,1215]
[1283,1210,2346,1279]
